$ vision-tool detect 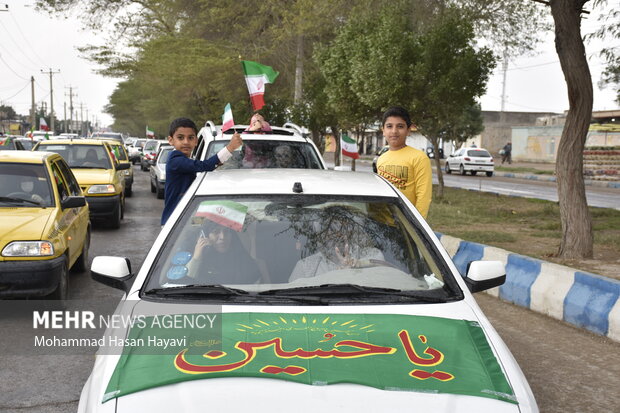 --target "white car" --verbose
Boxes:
[149,146,173,199]
[445,147,494,176]
[80,169,537,413]
[193,121,326,169]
